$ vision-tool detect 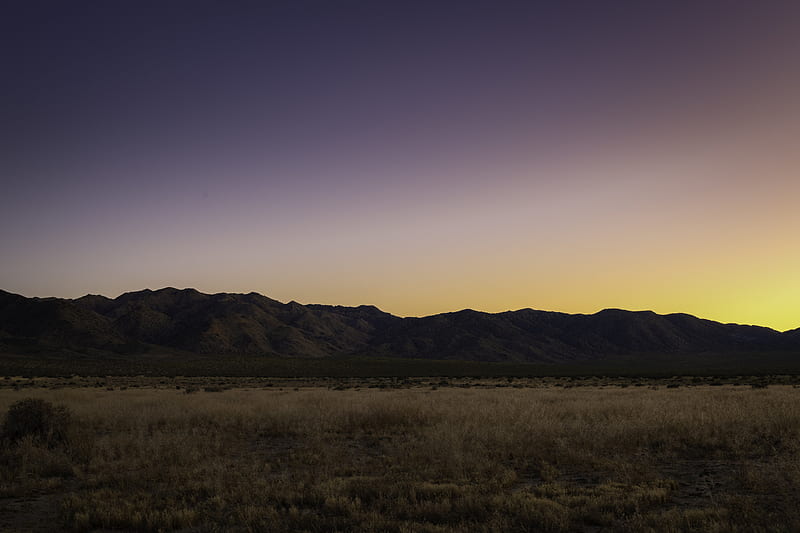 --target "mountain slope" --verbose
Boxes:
[74,288,373,357]
[0,288,797,362]
[0,290,124,351]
